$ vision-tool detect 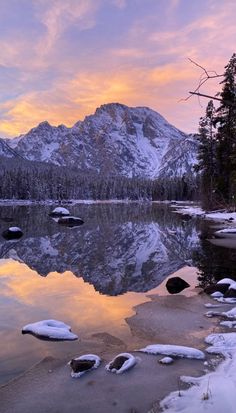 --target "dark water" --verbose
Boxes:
[0,202,236,385]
